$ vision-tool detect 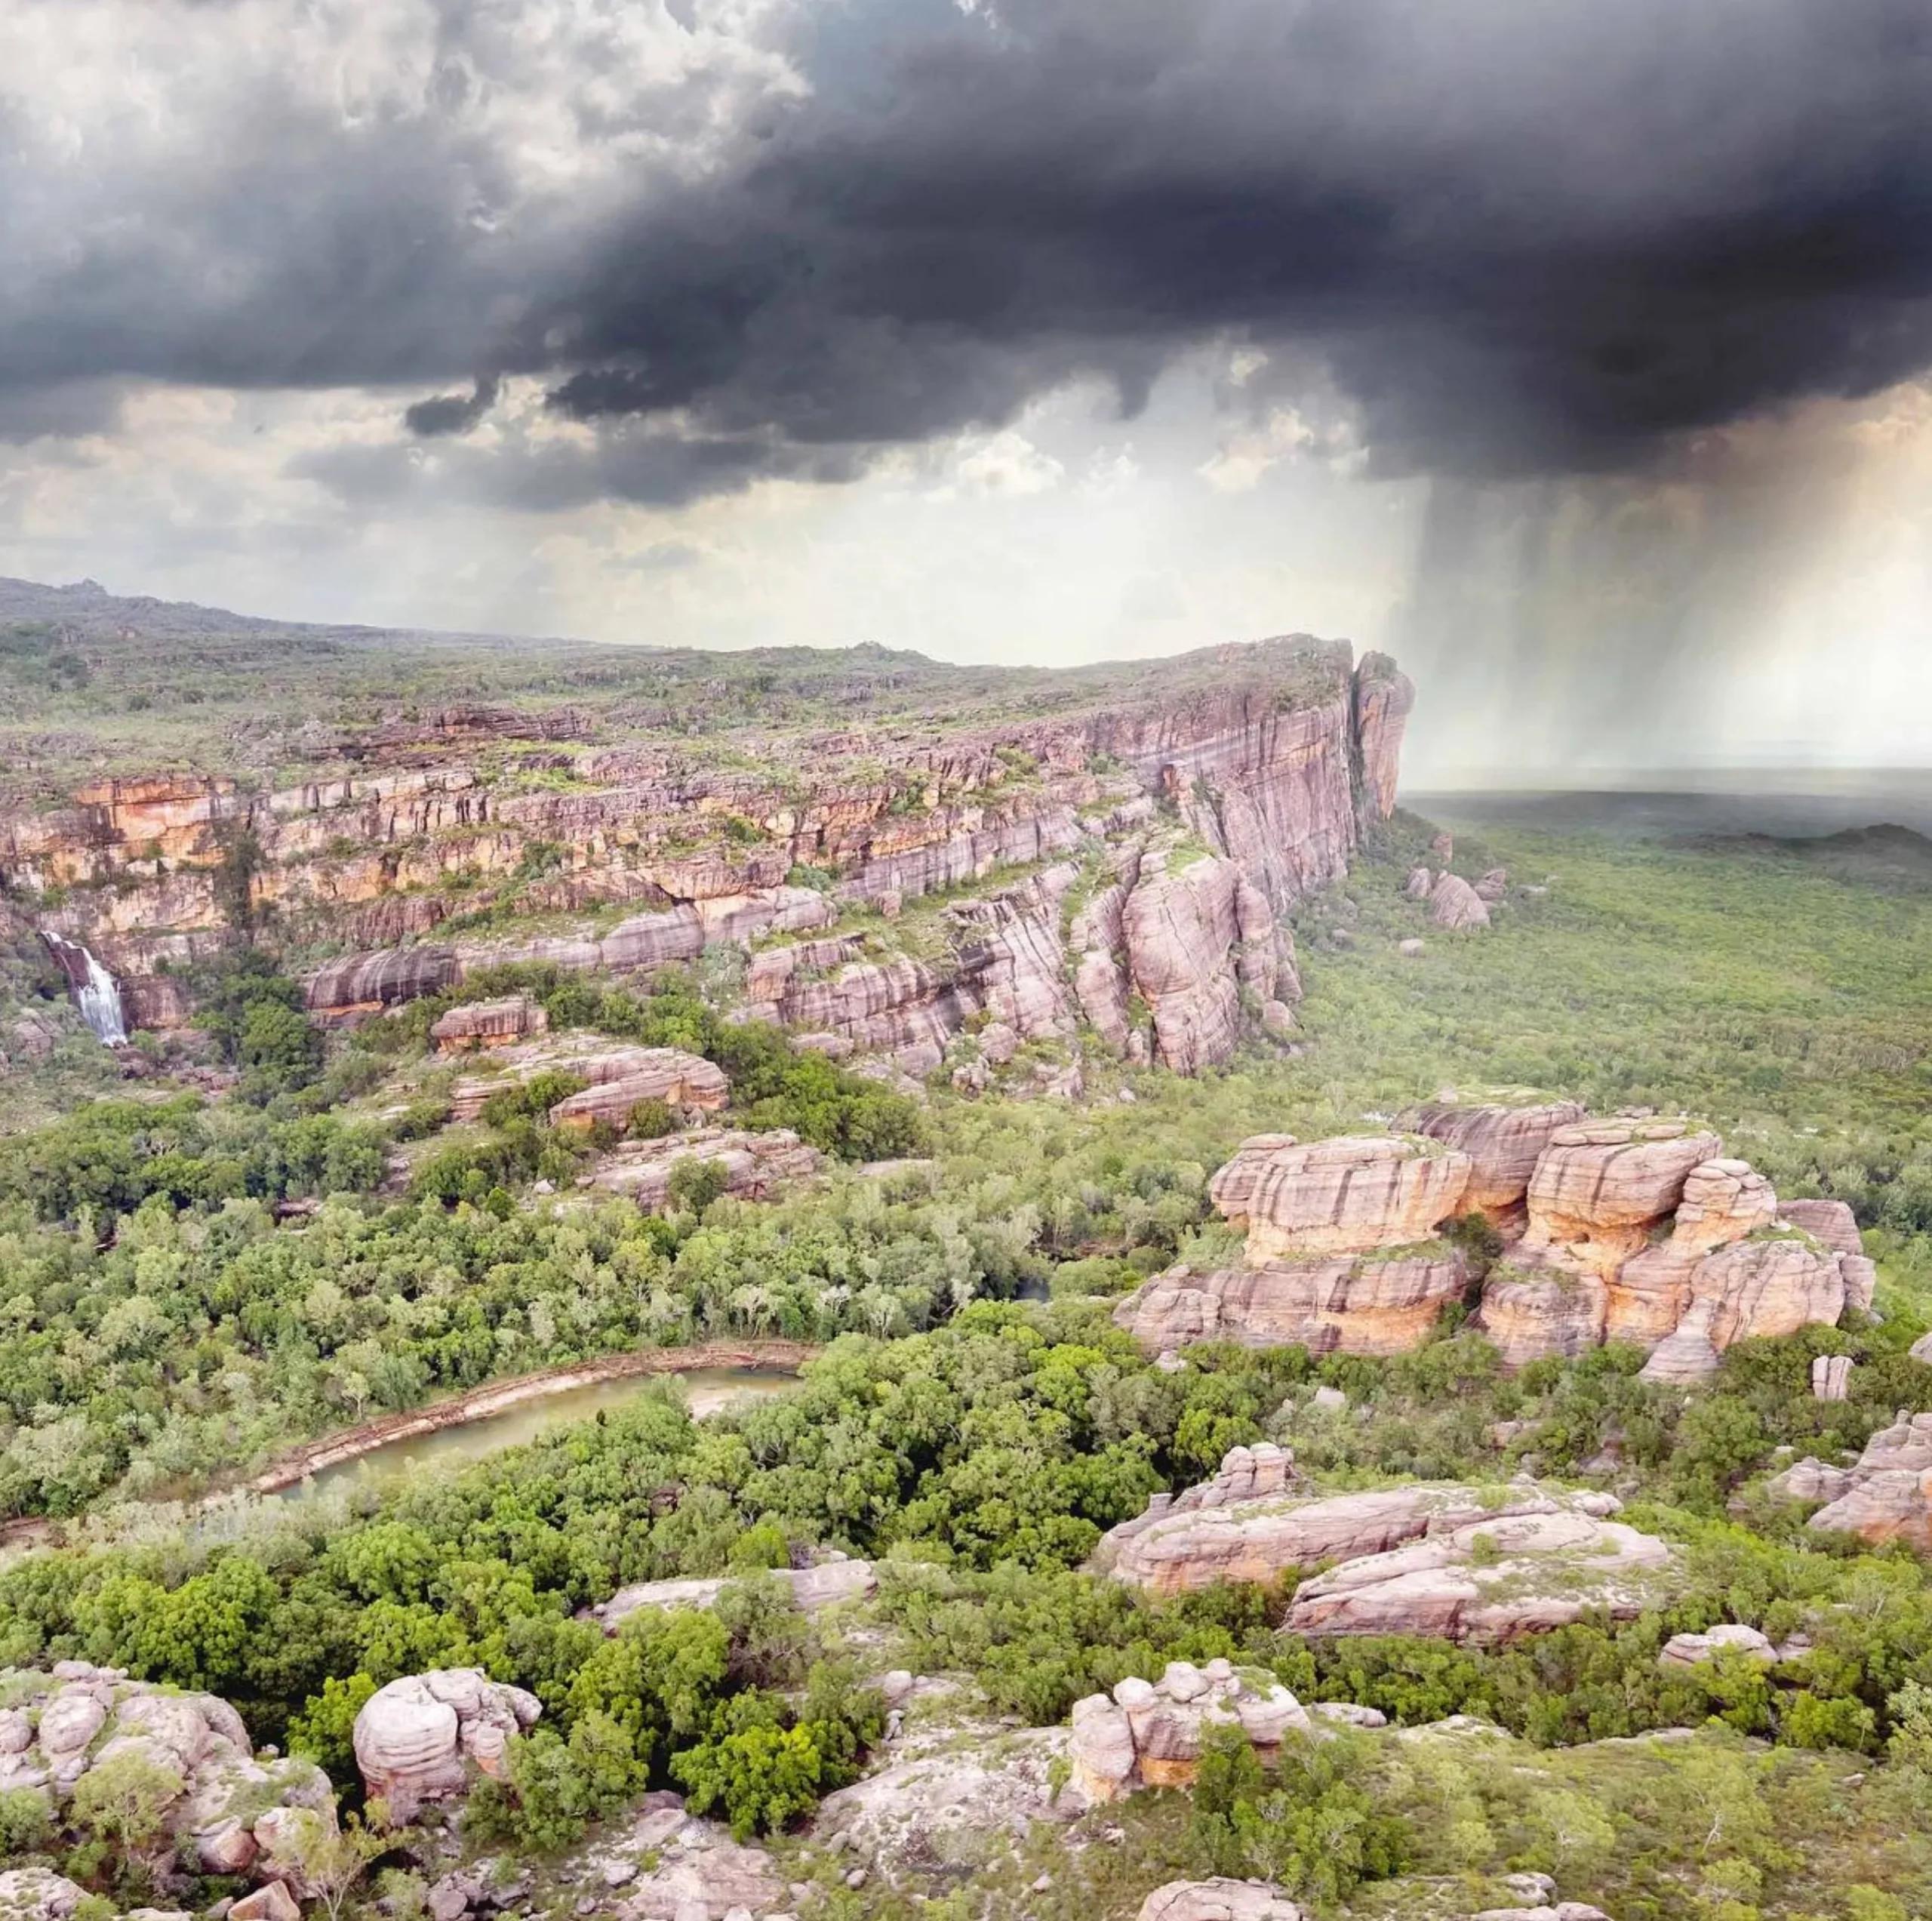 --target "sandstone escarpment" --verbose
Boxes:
[352,1670,542,1820]
[1132,1101,1866,1371]
[0,1664,334,1883]
[8,636,1401,1074]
